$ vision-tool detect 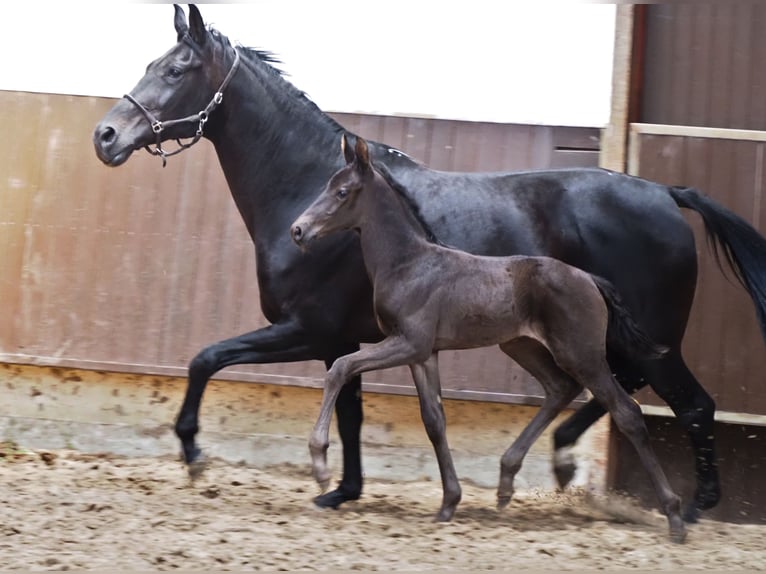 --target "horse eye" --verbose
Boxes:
[336,188,349,200]
[167,67,183,79]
